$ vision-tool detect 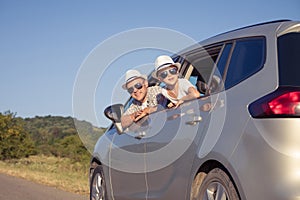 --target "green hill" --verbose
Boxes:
[0,111,106,162]
[0,111,107,194]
